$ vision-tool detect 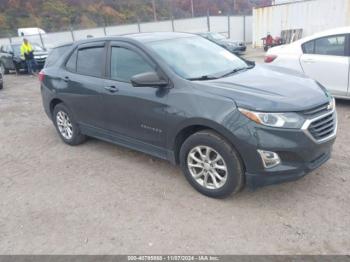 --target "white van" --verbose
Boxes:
[18,28,46,37]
